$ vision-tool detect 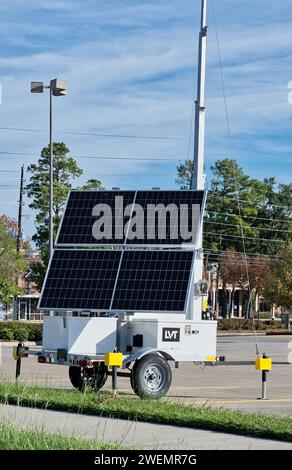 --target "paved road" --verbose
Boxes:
[1,335,292,416]
[1,403,292,450]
